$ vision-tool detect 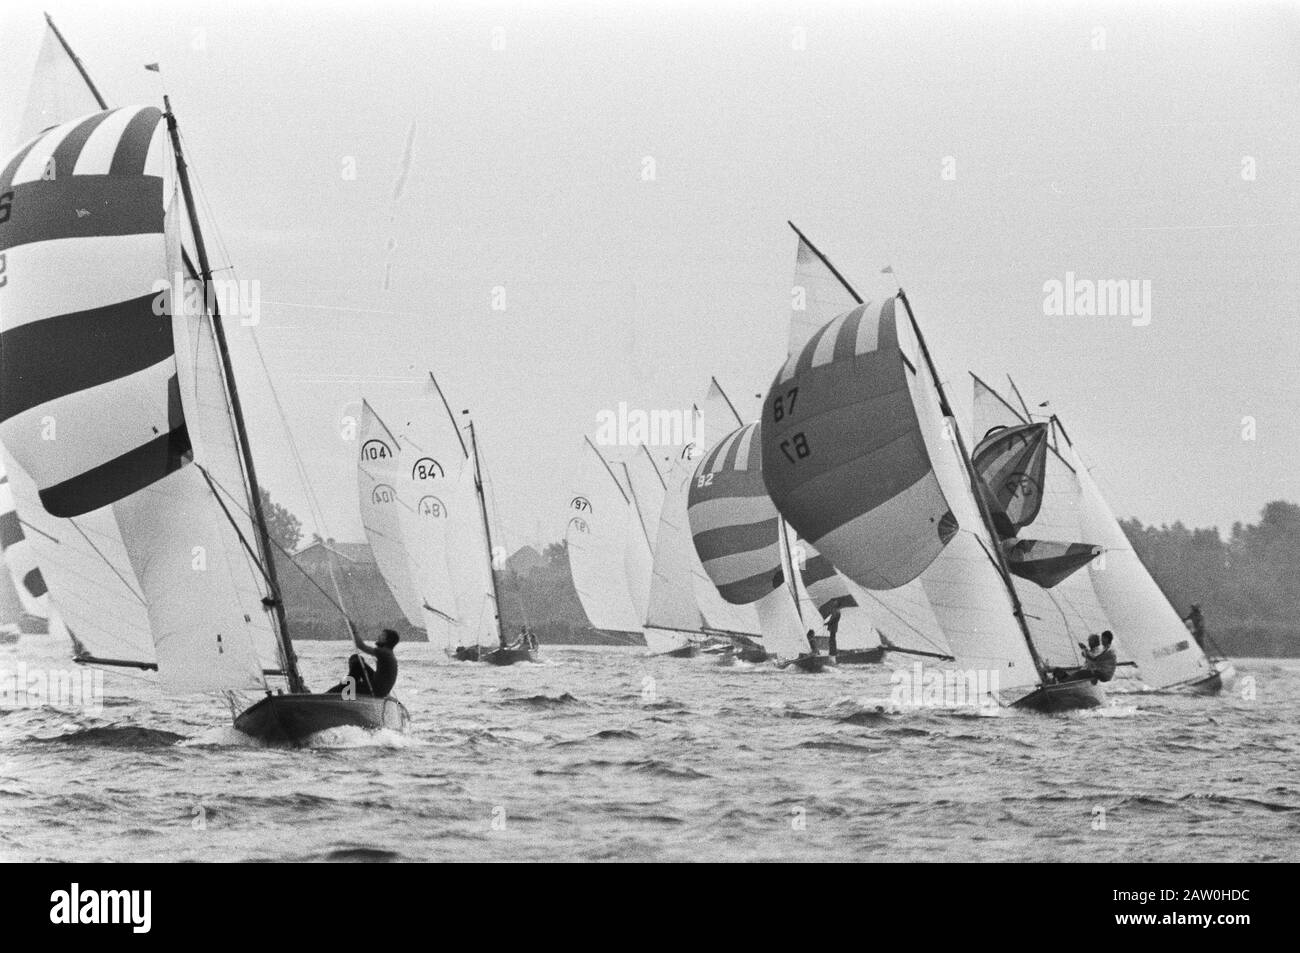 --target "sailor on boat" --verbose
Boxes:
[1184,604,1207,650]
[824,609,841,658]
[1050,632,1117,684]
[328,622,400,698]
